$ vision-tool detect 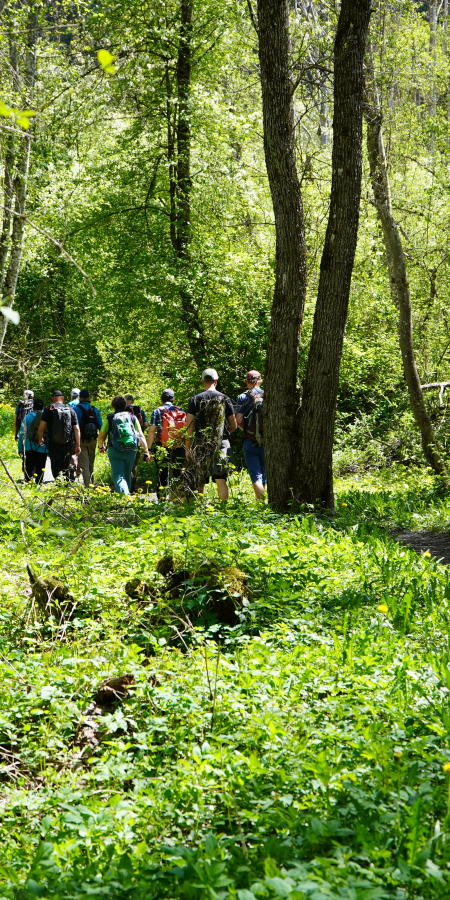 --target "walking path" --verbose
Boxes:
[393,530,450,565]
